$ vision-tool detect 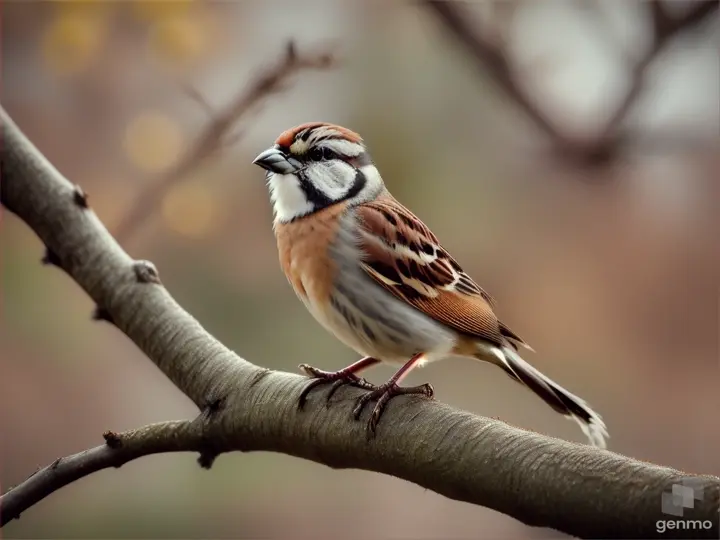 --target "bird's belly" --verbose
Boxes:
[294,278,391,360]
[313,269,458,365]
